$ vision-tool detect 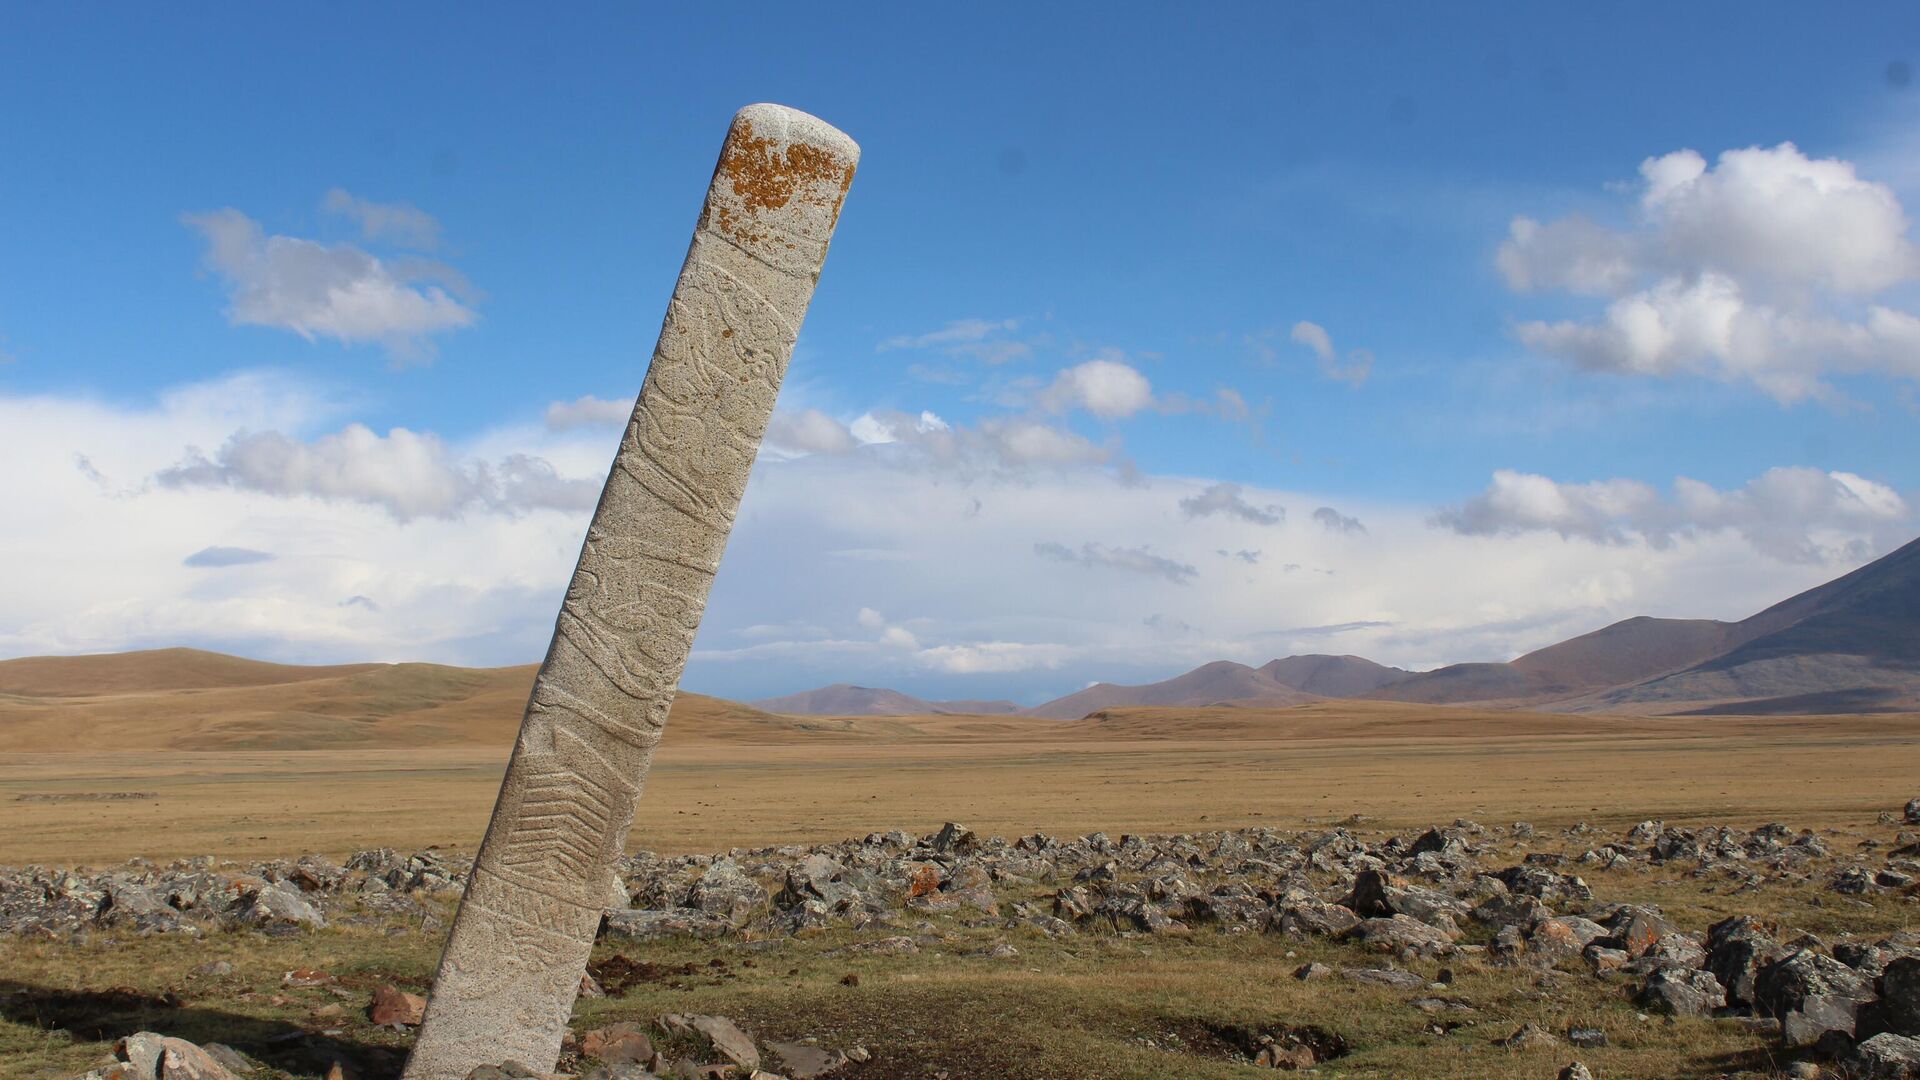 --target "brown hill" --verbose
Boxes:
[1364,617,1745,705]
[751,683,1021,717]
[1580,534,1920,713]
[0,647,382,696]
[1369,533,1920,713]
[1027,660,1319,719]
[0,647,786,753]
[1258,654,1411,697]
